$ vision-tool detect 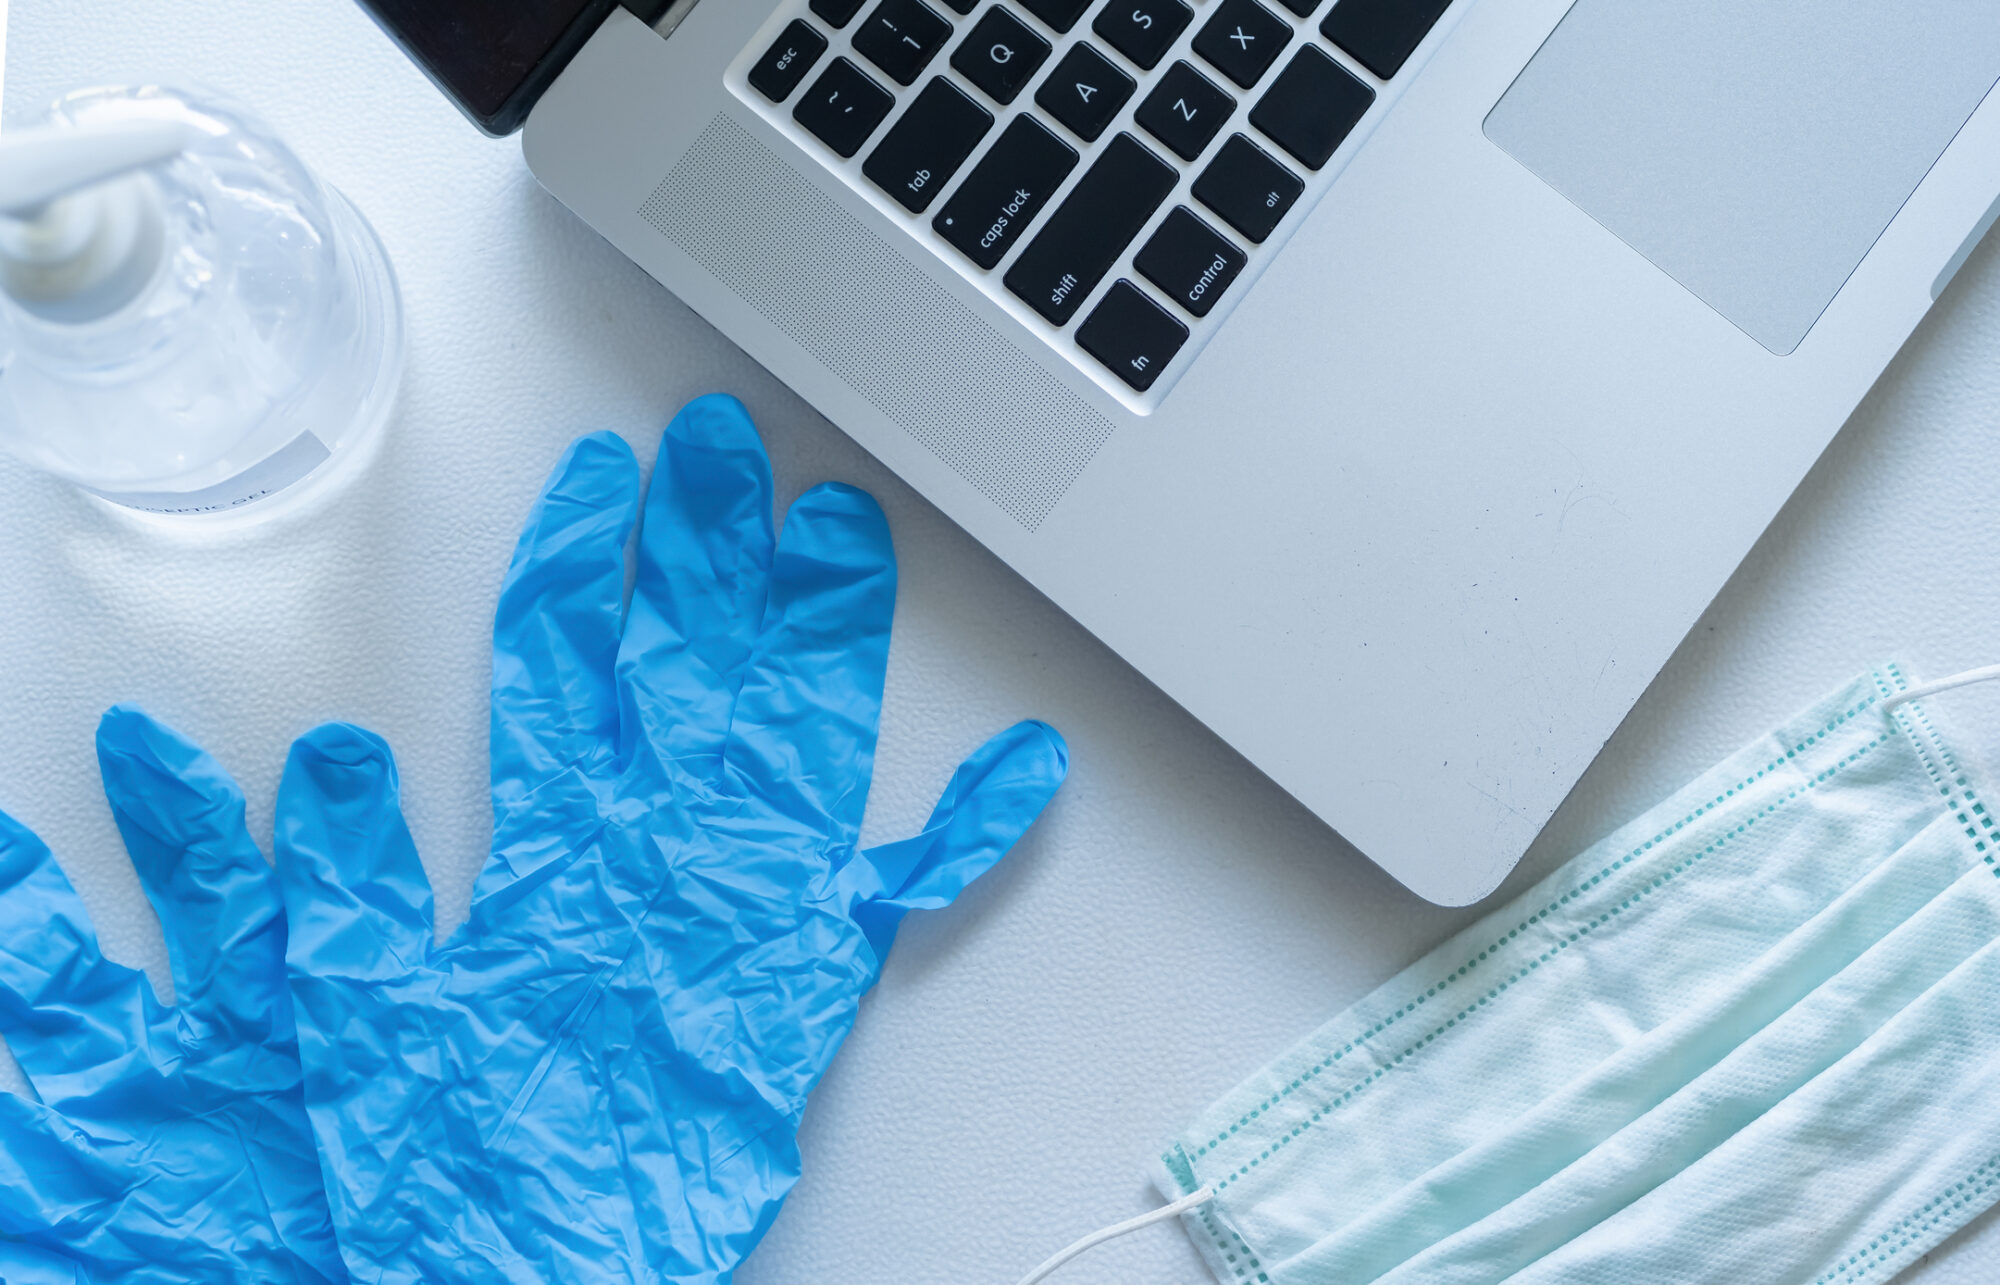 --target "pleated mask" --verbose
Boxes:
[1148,663,2000,1285]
